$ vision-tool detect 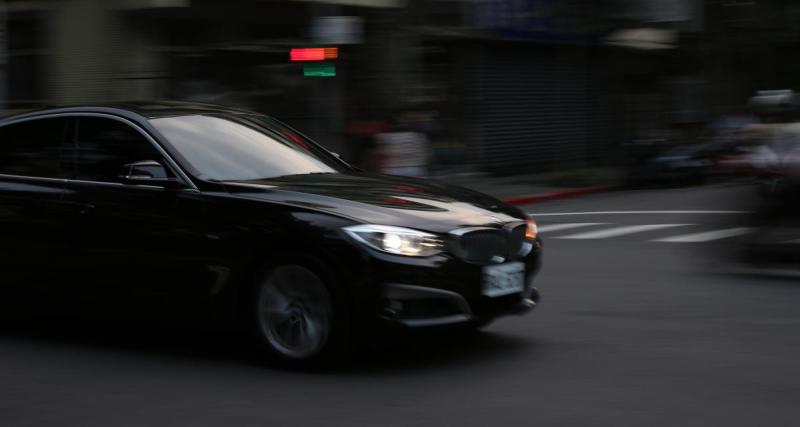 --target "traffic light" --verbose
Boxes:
[290,47,338,77]
[303,63,336,77]
[290,47,338,61]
